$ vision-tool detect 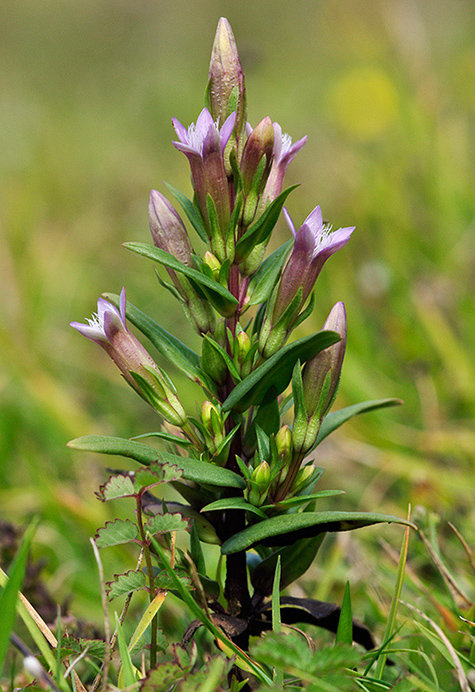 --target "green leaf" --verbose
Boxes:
[140,662,188,692]
[131,430,193,448]
[165,182,208,242]
[102,293,204,385]
[0,519,37,675]
[68,435,246,488]
[336,581,353,645]
[201,497,267,519]
[262,489,345,512]
[135,464,183,489]
[221,511,416,554]
[222,330,341,413]
[311,398,403,451]
[234,185,299,263]
[115,613,138,687]
[97,474,136,501]
[247,240,292,306]
[146,513,190,535]
[123,244,238,316]
[107,571,147,599]
[251,534,326,597]
[202,334,241,383]
[95,519,139,548]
